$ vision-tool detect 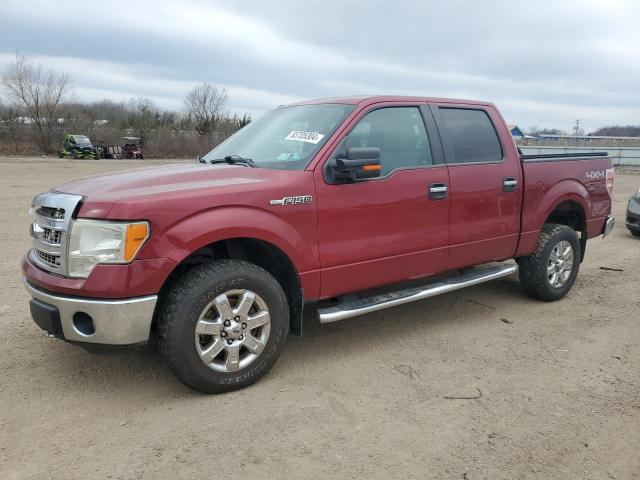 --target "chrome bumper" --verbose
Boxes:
[602,215,615,238]
[23,278,157,345]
